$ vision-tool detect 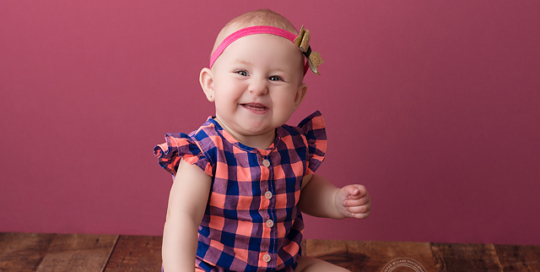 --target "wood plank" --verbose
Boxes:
[0,232,56,272]
[430,243,503,272]
[35,233,118,272]
[494,244,540,272]
[303,239,437,272]
[301,239,307,256]
[104,235,162,272]
[4,232,540,272]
